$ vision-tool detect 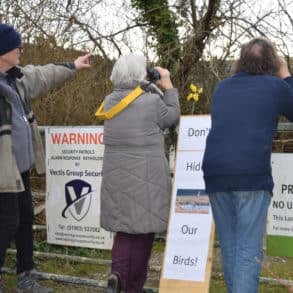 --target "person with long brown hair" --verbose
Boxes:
[202,38,293,293]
